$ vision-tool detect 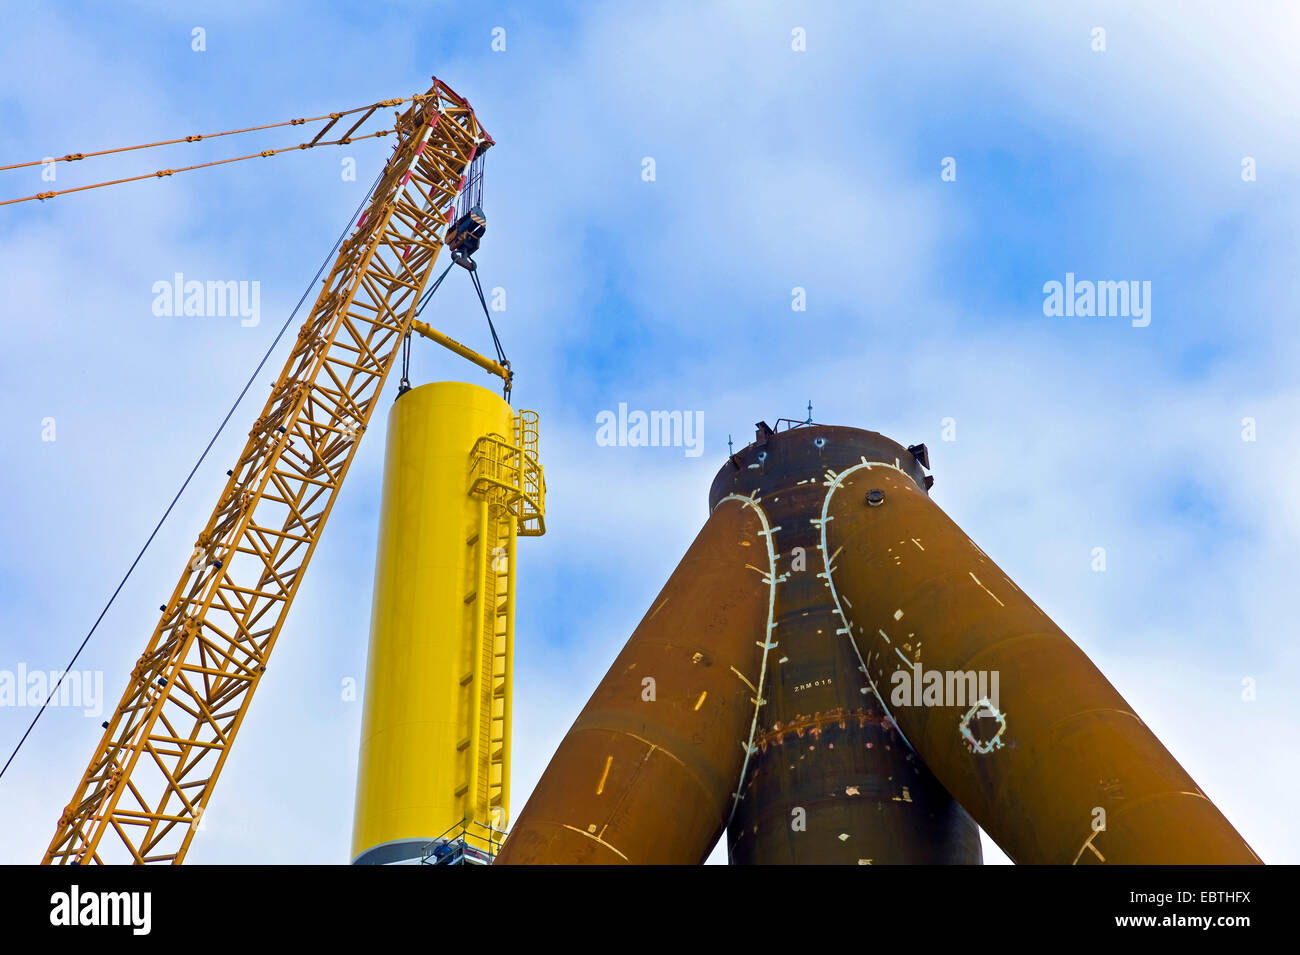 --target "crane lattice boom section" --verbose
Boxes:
[44,79,491,865]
